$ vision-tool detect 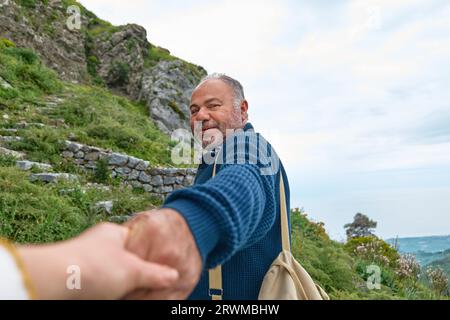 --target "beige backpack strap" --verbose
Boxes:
[208,153,223,300]
[279,173,291,252]
[208,265,223,300]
